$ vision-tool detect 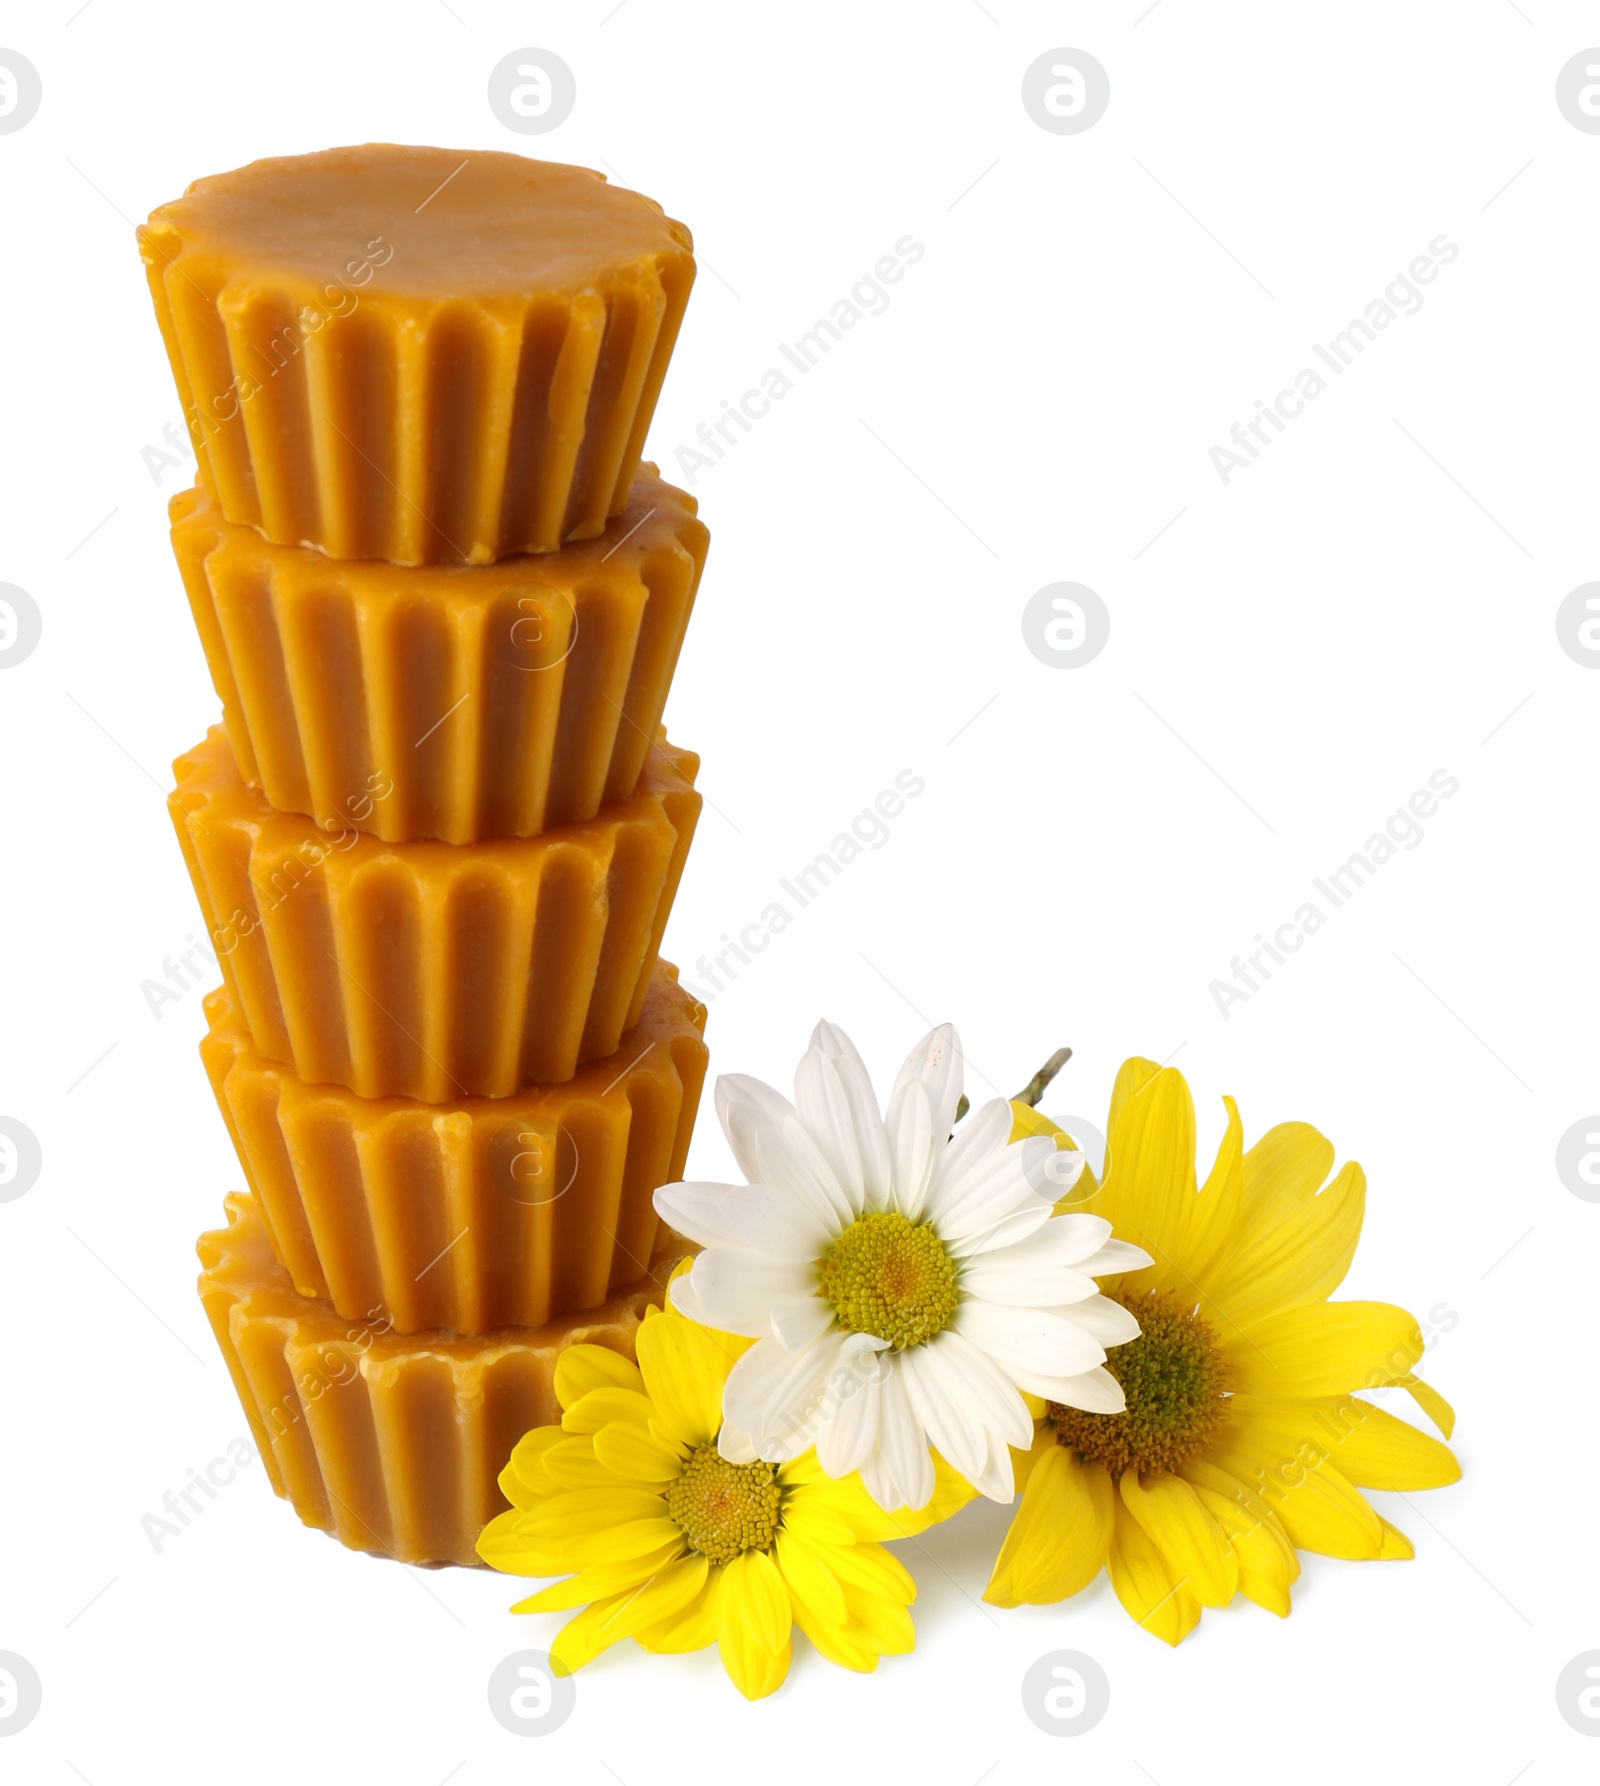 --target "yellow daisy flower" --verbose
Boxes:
[985,1059,1460,1644]
[478,1296,972,1698]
